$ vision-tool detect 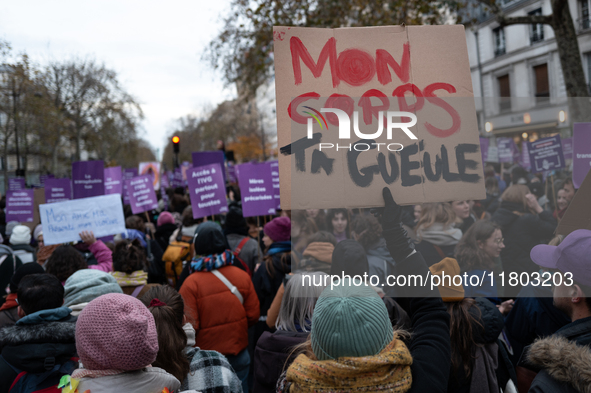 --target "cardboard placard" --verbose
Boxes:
[126,175,158,214]
[139,162,161,191]
[273,25,485,209]
[72,160,105,199]
[556,169,591,236]
[237,162,276,217]
[192,151,226,184]
[45,178,72,204]
[122,168,138,205]
[187,163,229,219]
[573,123,591,189]
[527,135,564,173]
[104,166,123,195]
[40,194,126,246]
[6,190,34,223]
[8,178,25,191]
